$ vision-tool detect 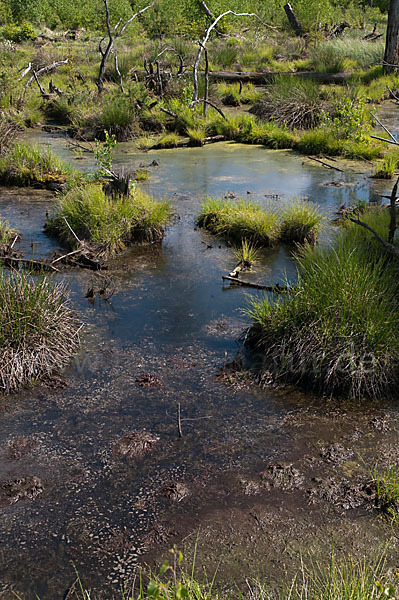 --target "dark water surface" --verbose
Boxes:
[0,137,396,599]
